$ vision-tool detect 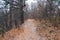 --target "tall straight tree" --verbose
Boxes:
[10,0,25,28]
[14,0,25,28]
[9,0,14,29]
[19,0,25,24]
[46,0,53,21]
